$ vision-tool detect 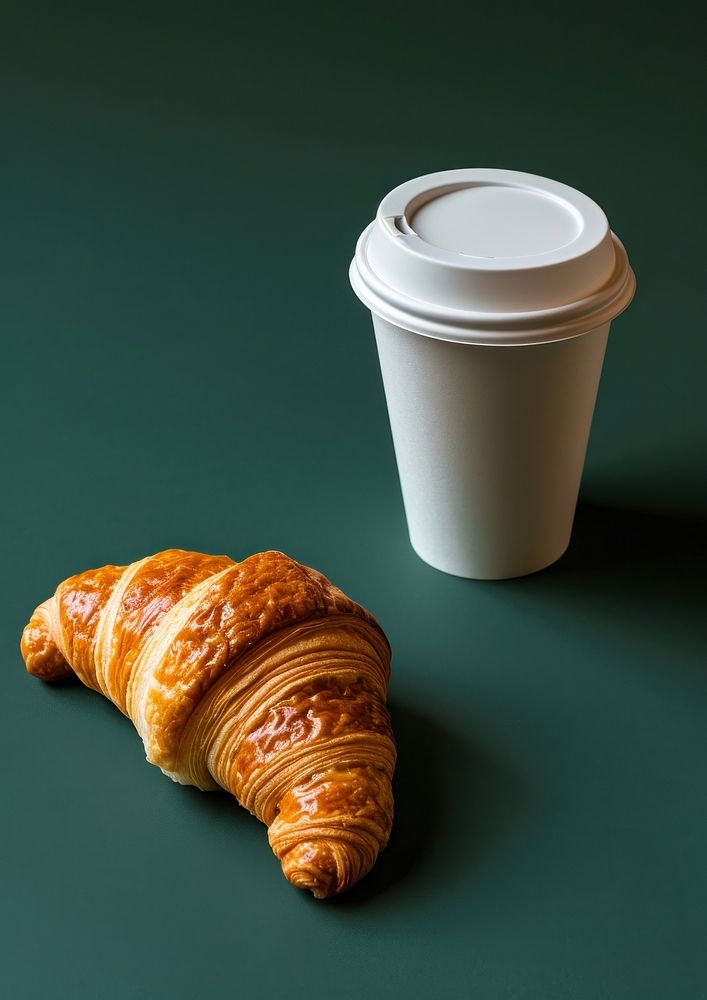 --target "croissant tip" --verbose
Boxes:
[279,840,342,899]
[21,613,72,682]
[286,868,336,900]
